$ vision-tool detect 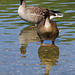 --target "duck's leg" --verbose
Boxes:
[40,40,45,46]
[52,40,55,44]
[41,40,44,44]
[40,40,51,46]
